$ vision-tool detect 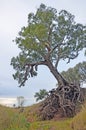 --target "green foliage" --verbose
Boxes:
[61,61,86,85]
[34,89,48,102]
[11,3,86,86]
